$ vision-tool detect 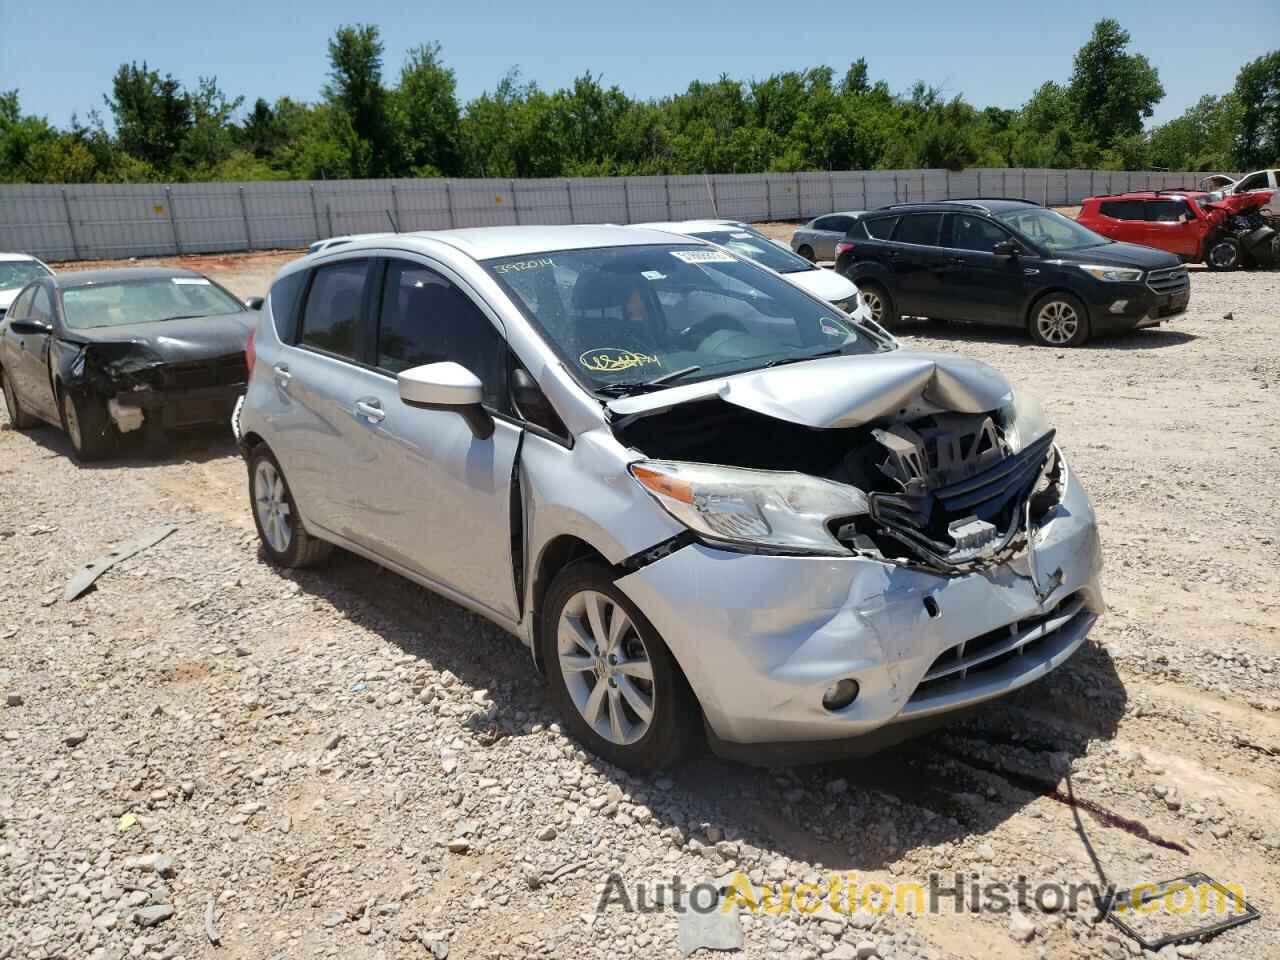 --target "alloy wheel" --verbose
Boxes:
[863,290,884,324]
[1209,241,1238,269]
[1036,300,1079,345]
[254,459,294,554]
[556,590,655,746]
